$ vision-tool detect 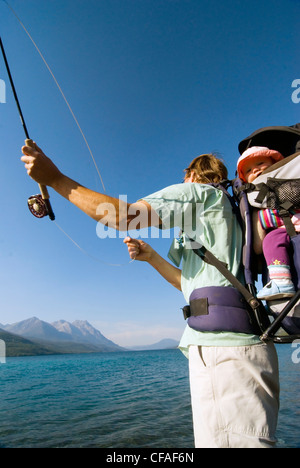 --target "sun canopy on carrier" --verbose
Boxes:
[238,123,300,157]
